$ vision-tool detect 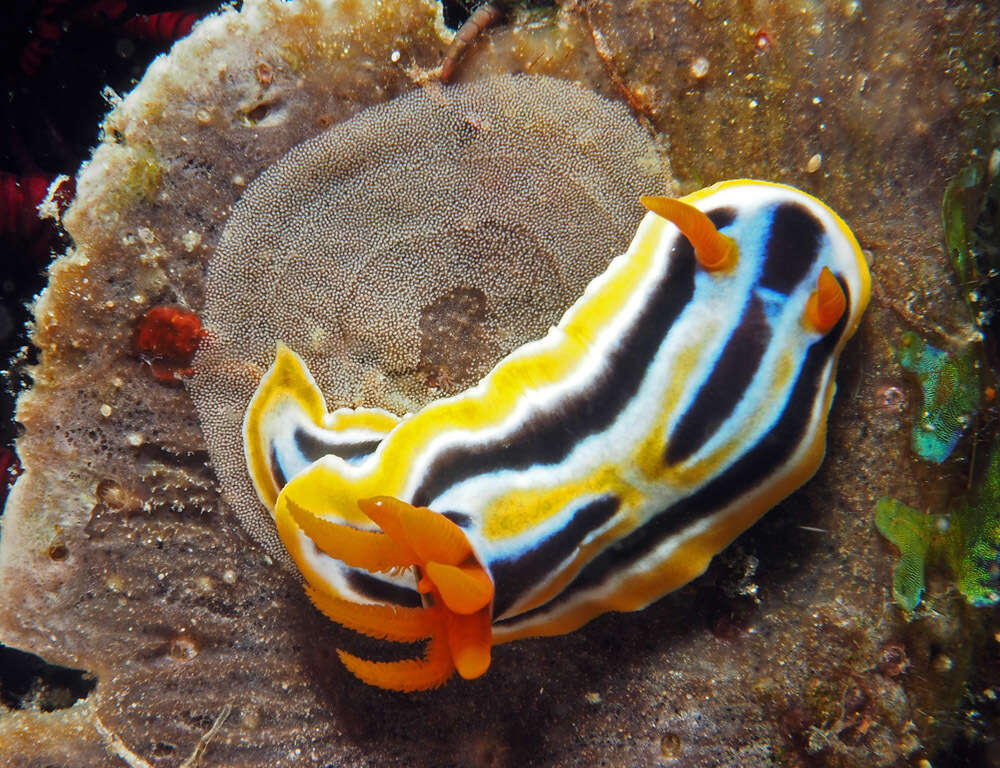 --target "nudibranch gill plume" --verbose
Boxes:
[244,180,870,691]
